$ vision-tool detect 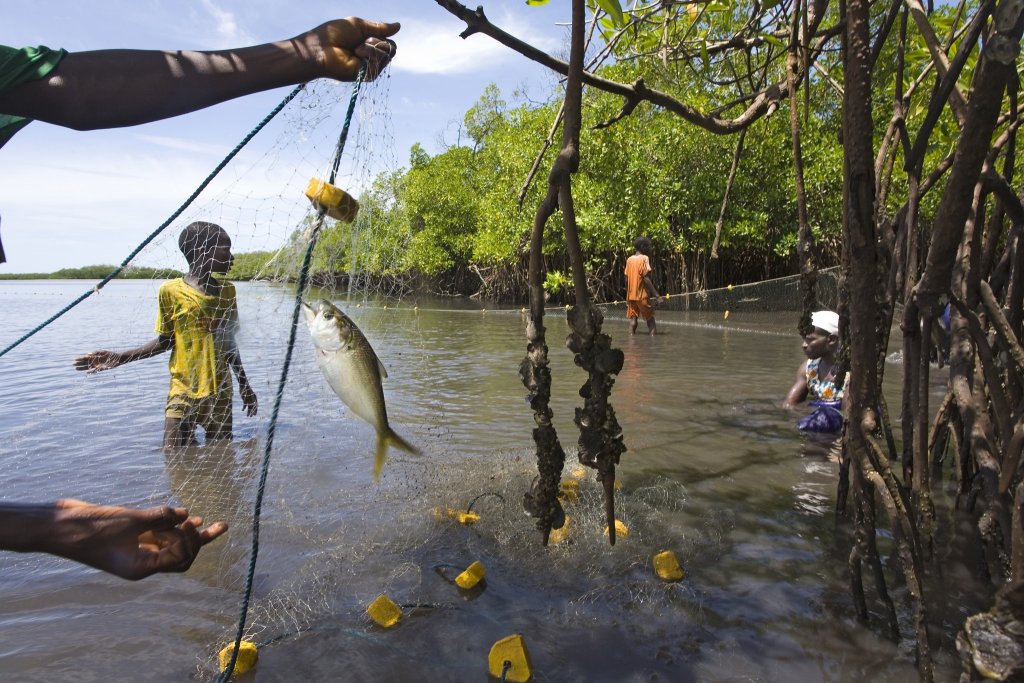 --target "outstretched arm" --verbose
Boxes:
[74,334,173,372]
[0,18,399,131]
[0,499,228,580]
